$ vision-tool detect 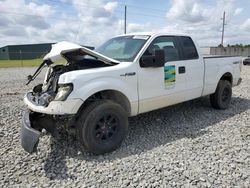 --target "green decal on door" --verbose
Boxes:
[164,65,175,88]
